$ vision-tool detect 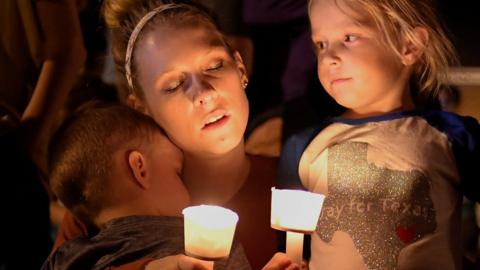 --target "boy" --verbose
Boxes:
[42,102,251,270]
